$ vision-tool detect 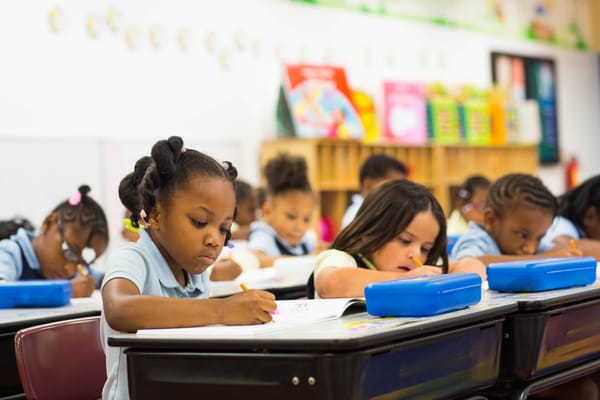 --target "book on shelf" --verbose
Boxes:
[276,64,365,139]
